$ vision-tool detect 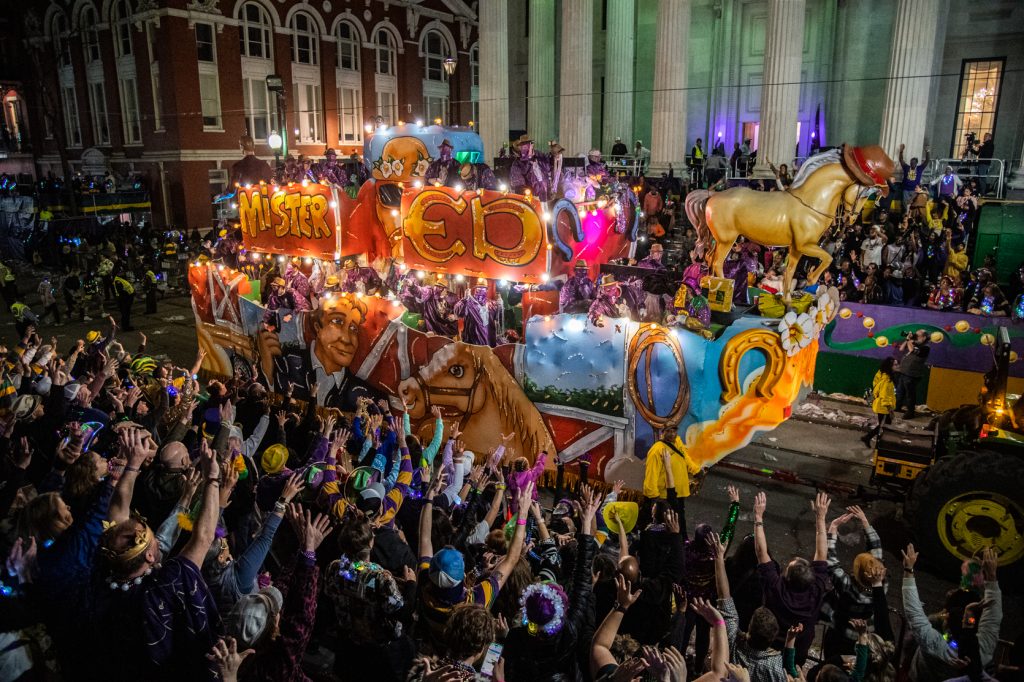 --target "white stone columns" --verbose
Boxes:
[602,0,635,154]
[478,0,509,162]
[528,0,556,145]
[878,0,941,162]
[753,0,806,177]
[650,0,691,170]
[558,0,593,156]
